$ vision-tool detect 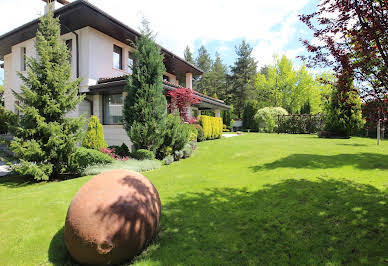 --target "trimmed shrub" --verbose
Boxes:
[163,155,174,165]
[188,125,198,142]
[132,149,155,160]
[108,143,130,158]
[199,115,223,140]
[82,115,107,150]
[242,100,259,131]
[71,147,113,171]
[277,115,323,134]
[254,107,288,133]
